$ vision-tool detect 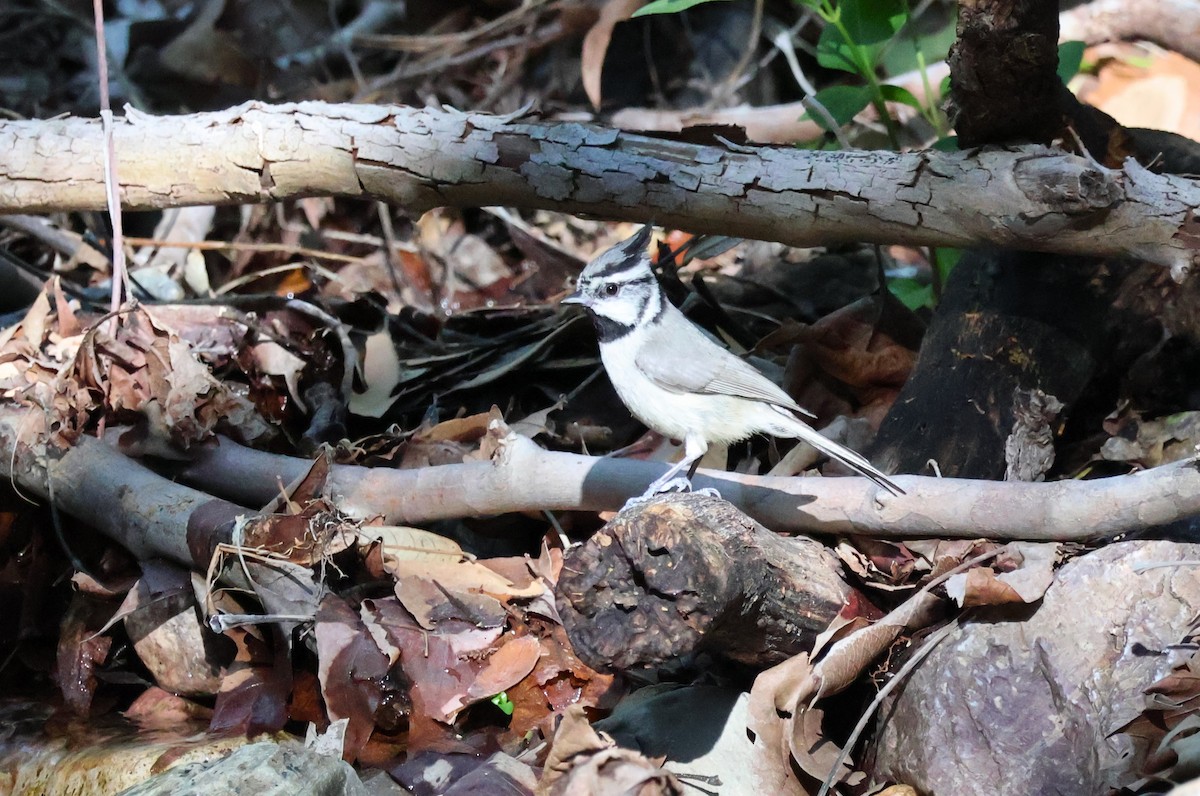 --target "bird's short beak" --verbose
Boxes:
[561,289,588,307]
